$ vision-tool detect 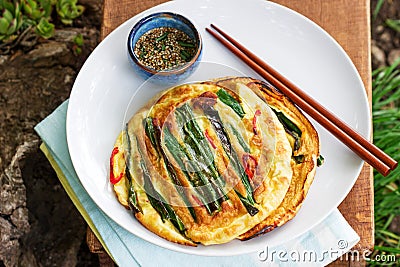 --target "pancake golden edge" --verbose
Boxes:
[210,77,320,240]
[109,77,319,246]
